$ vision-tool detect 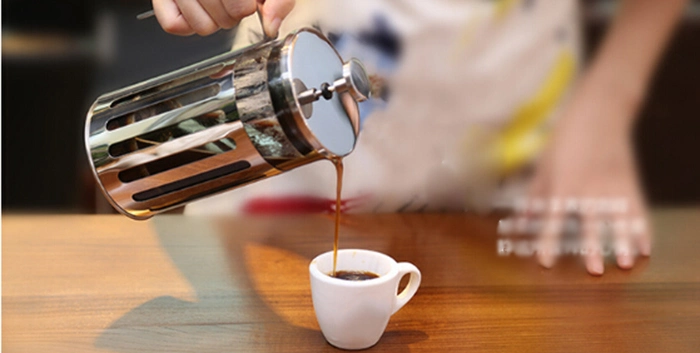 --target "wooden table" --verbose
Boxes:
[3,210,700,352]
